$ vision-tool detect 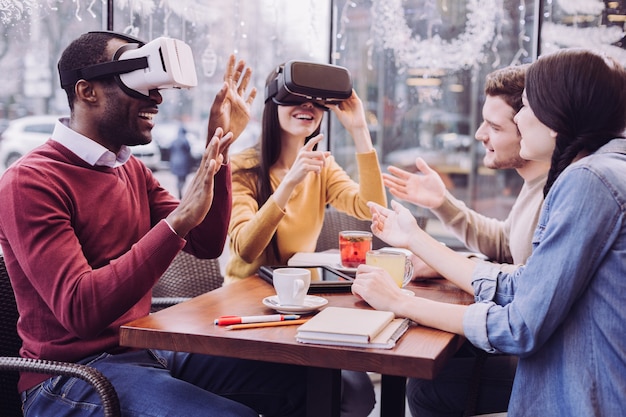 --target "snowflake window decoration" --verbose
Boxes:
[543,0,626,67]
[371,0,498,73]
[1,0,39,24]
